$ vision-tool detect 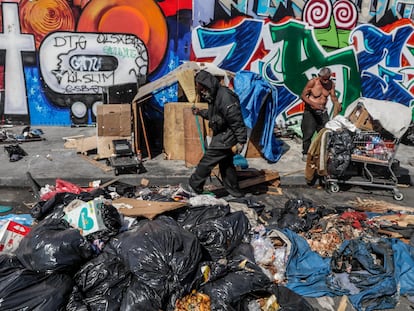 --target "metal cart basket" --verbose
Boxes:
[325,130,403,200]
[324,97,412,201]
